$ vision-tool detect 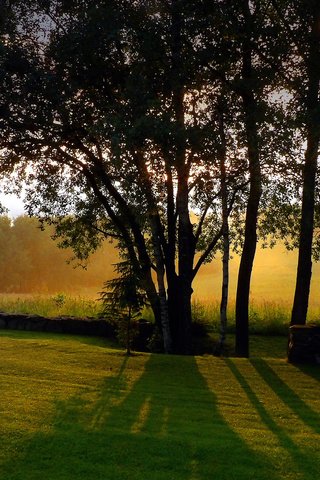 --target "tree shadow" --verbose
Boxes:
[294,363,320,385]
[225,358,320,479]
[1,354,283,480]
[250,358,320,436]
